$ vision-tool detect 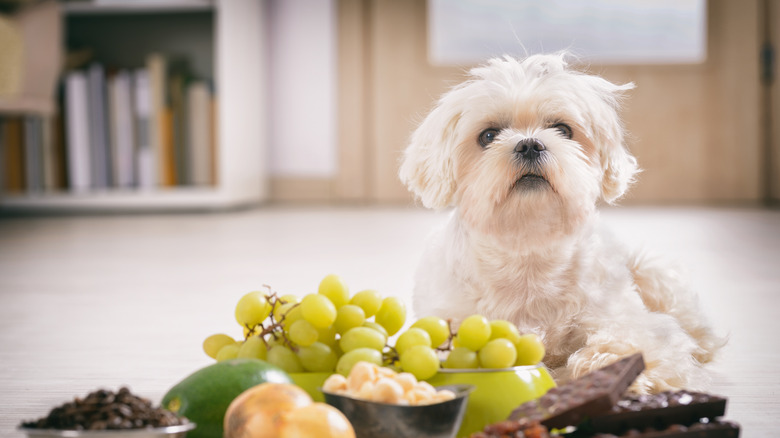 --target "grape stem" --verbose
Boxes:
[241,288,300,352]
[383,345,400,365]
[443,318,455,350]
